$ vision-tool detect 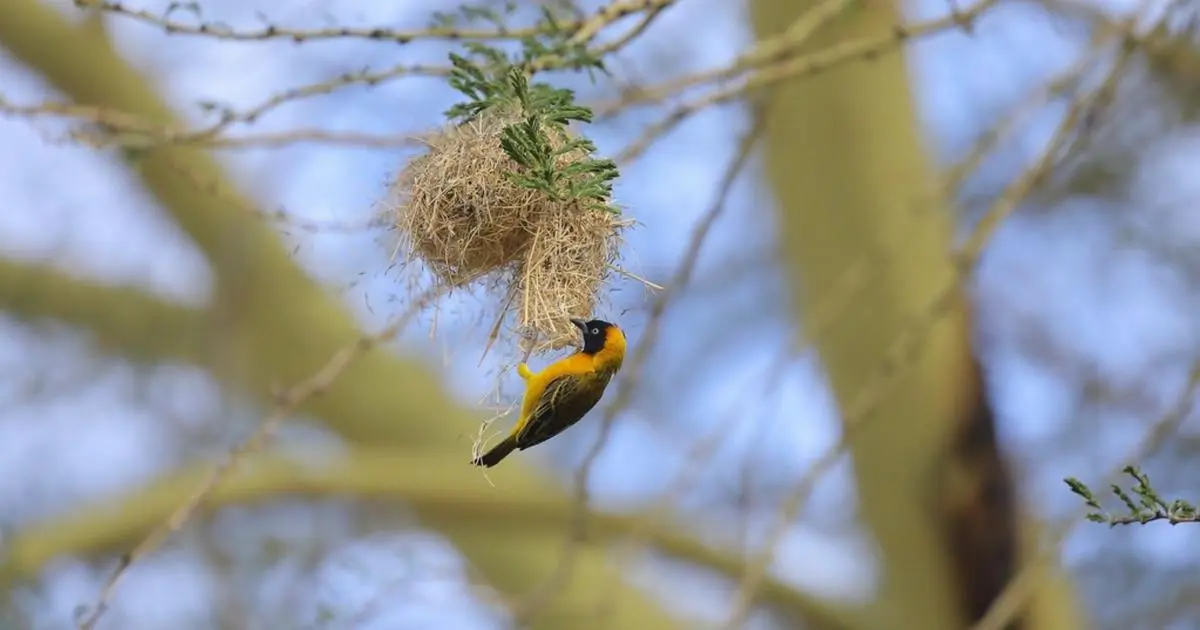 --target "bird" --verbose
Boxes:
[471,317,626,468]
